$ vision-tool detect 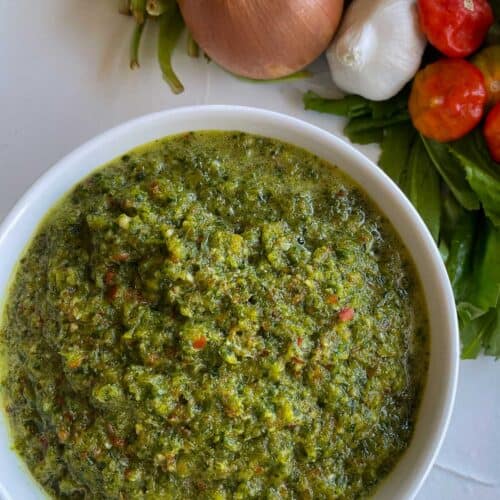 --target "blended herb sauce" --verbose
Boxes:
[1,132,429,499]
